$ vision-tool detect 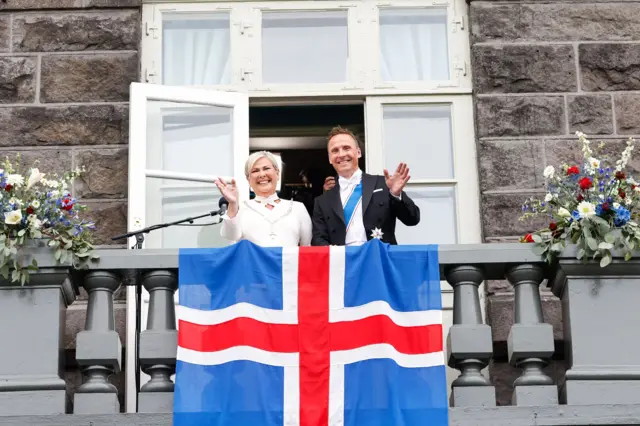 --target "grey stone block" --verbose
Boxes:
[0,16,9,52]
[507,323,554,365]
[83,202,128,246]
[568,94,613,135]
[471,3,640,43]
[138,392,174,413]
[74,392,120,414]
[473,45,576,94]
[580,44,640,91]
[0,57,37,104]
[481,193,548,238]
[490,360,566,407]
[478,139,544,192]
[12,10,139,52]
[615,94,640,135]
[41,53,138,103]
[76,331,122,371]
[475,96,565,138]
[512,385,558,406]
[74,148,128,199]
[0,105,129,147]
[563,380,640,405]
[139,330,178,363]
[450,386,496,408]
[0,390,67,415]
